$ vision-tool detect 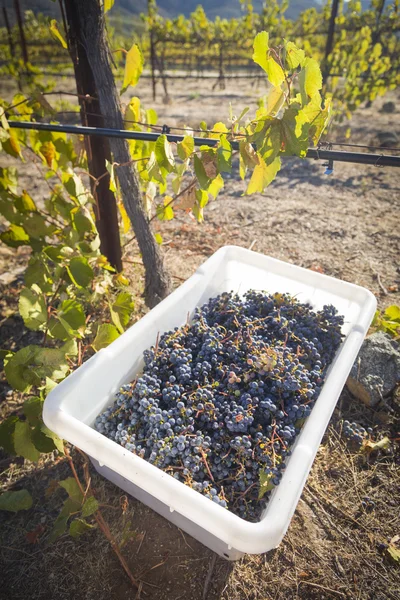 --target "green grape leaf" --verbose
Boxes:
[71,207,96,237]
[0,415,18,454]
[0,489,33,513]
[23,213,55,240]
[57,299,86,338]
[284,41,305,70]
[15,190,37,213]
[40,425,64,454]
[121,43,143,94]
[253,31,285,87]
[105,160,117,193]
[48,497,81,543]
[156,196,174,221]
[62,172,90,206]
[217,135,232,173]
[19,286,48,331]
[194,154,210,189]
[69,518,96,538]
[0,166,17,193]
[280,106,309,157]
[31,426,57,453]
[23,396,43,426]
[59,477,84,503]
[0,224,30,248]
[92,323,120,352]
[4,346,42,392]
[258,470,274,499]
[67,257,94,288]
[246,155,281,195]
[50,20,67,49]
[14,421,41,463]
[48,513,69,543]
[177,136,194,160]
[155,135,175,173]
[81,496,99,518]
[110,292,134,334]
